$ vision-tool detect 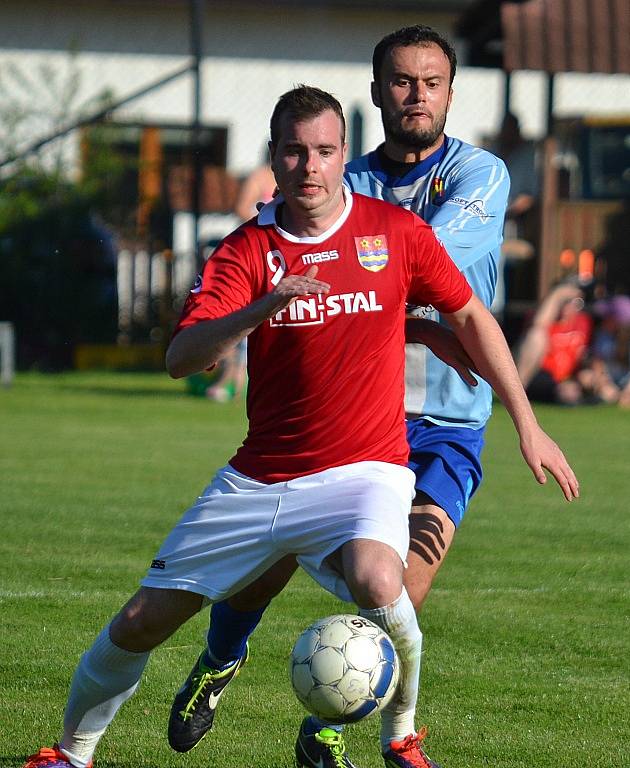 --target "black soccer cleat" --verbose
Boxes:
[168,644,249,752]
[295,717,360,768]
